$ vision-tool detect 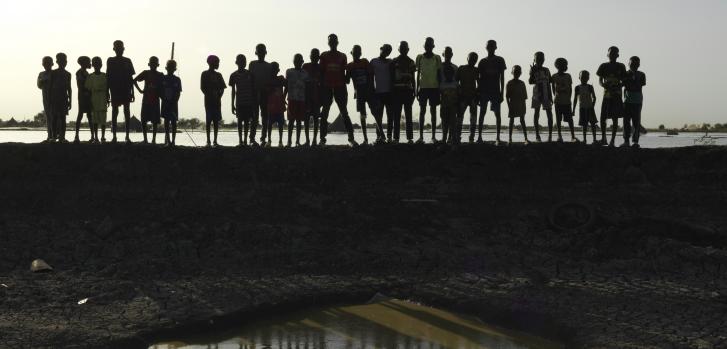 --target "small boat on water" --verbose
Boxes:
[666,130,679,136]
